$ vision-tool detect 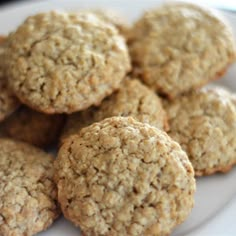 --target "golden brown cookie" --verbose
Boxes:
[61,78,169,141]
[164,87,236,176]
[55,117,196,236]
[4,11,130,114]
[0,106,65,148]
[0,36,20,122]
[128,2,236,98]
[0,138,60,236]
